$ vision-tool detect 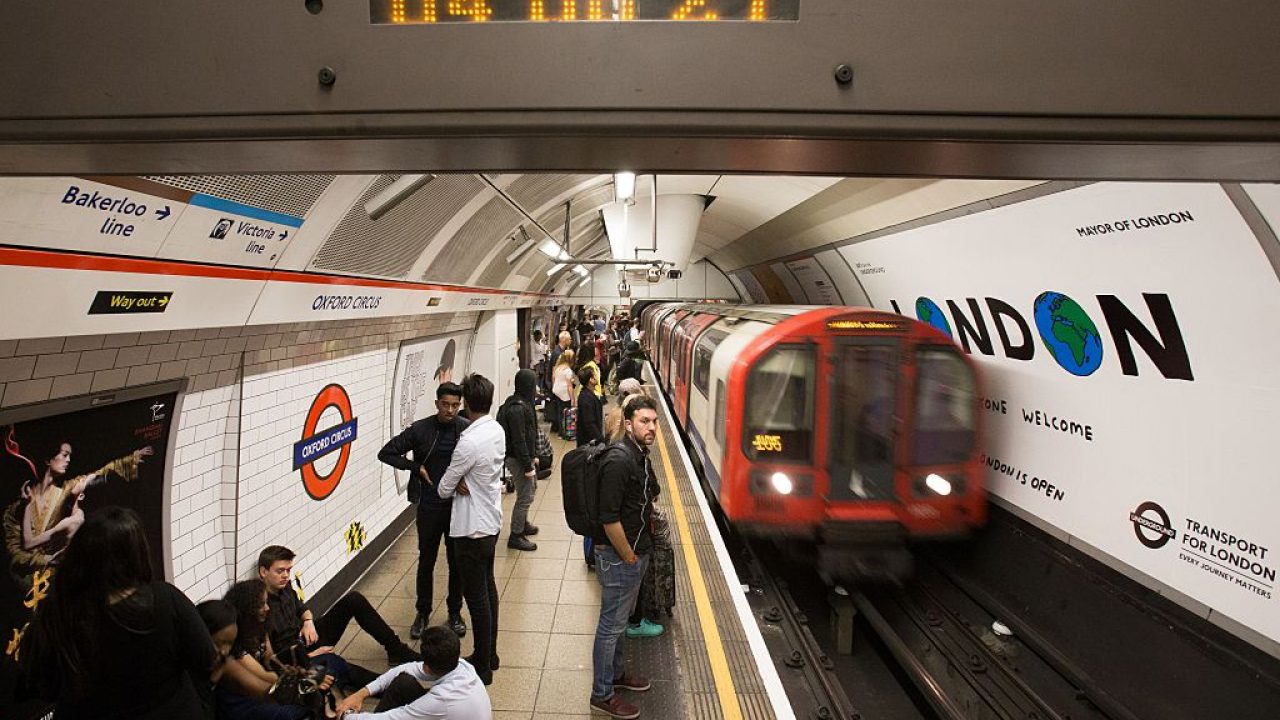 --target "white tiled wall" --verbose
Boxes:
[0,312,479,603]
